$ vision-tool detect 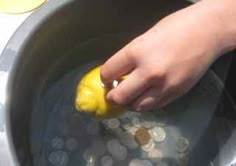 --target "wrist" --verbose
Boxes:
[198,0,236,55]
